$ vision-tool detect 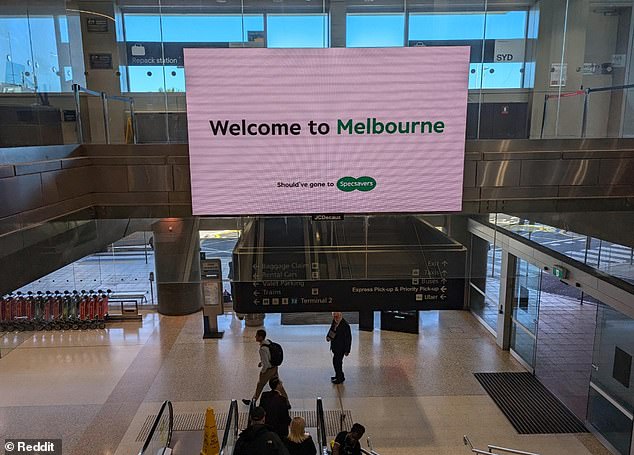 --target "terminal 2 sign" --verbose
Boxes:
[184,47,470,215]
